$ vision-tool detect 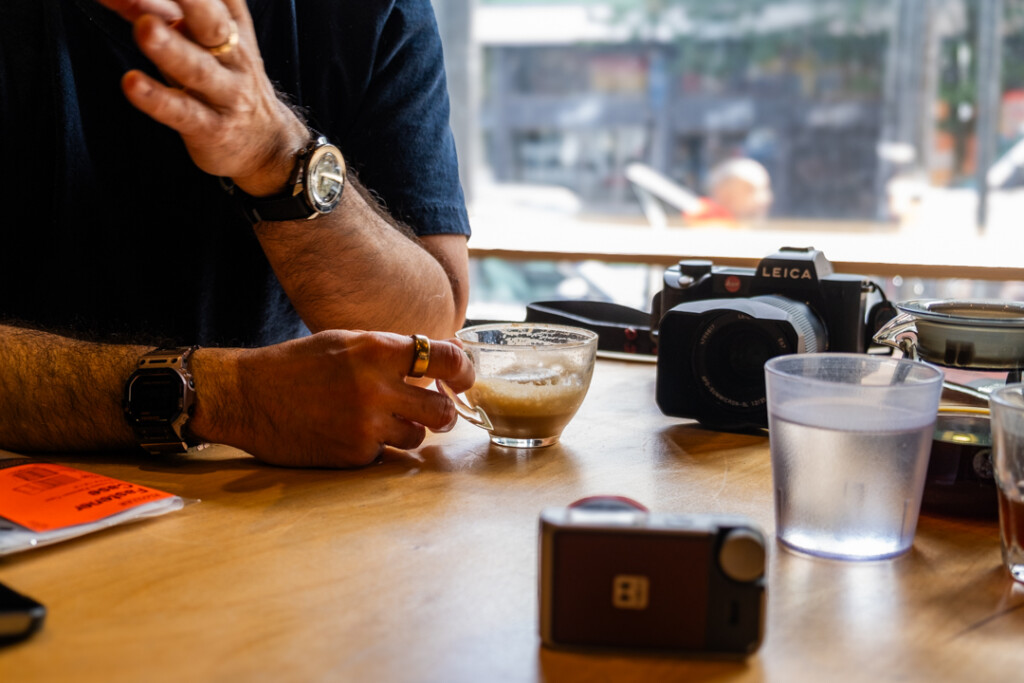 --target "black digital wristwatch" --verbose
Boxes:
[123,346,201,455]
